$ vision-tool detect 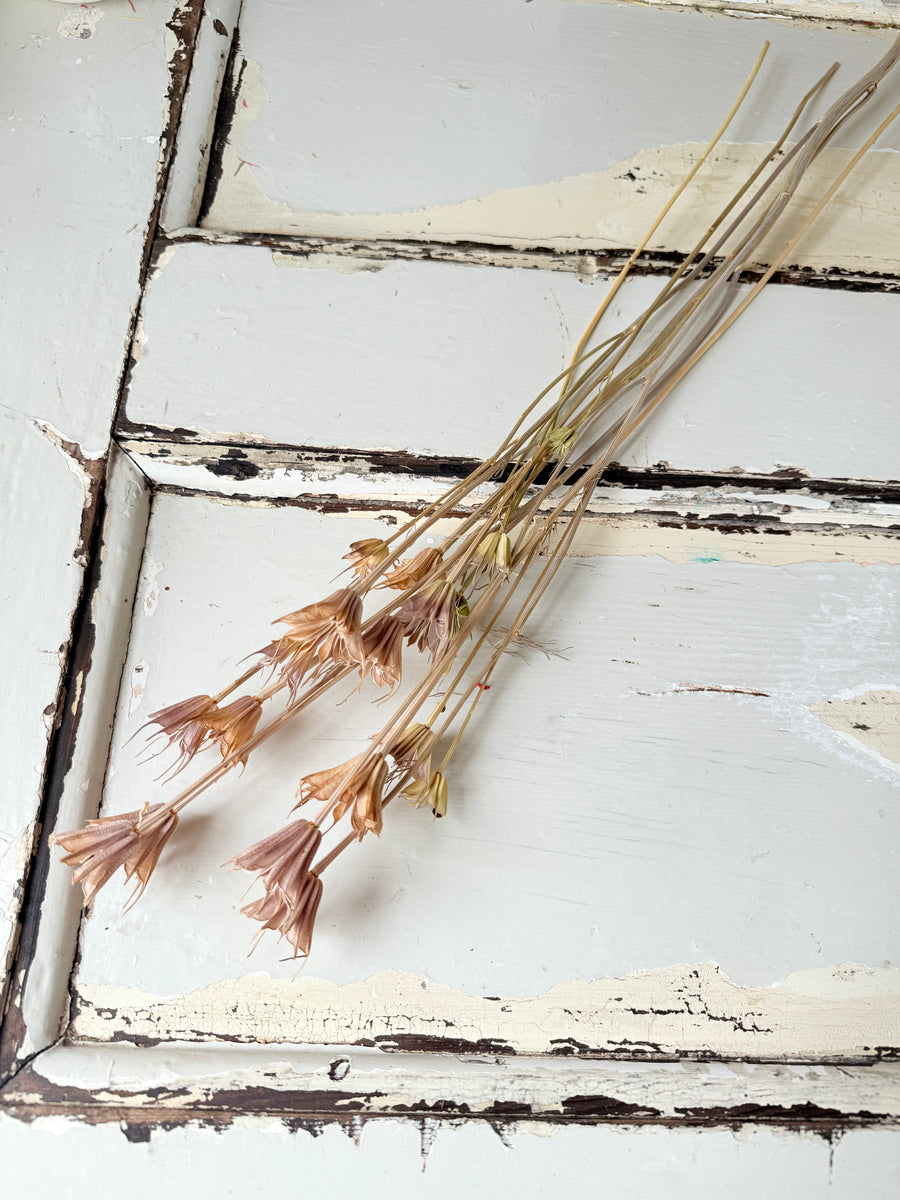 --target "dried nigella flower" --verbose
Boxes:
[342,538,390,579]
[143,694,220,774]
[208,695,263,767]
[228,819,323,957]
[51,802,178,906]
[297,753,389,839]
[274,588,365,688]
[398,577,459,655]
[360,614,404,689]
[377,546,443,590]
